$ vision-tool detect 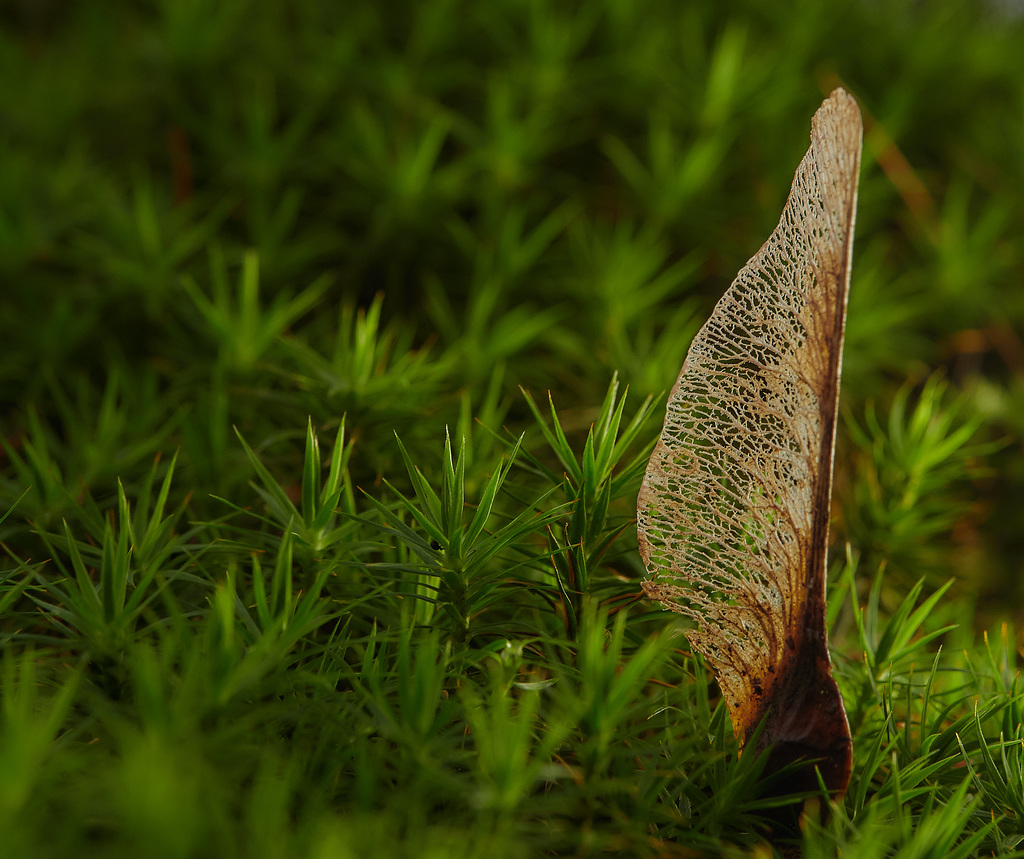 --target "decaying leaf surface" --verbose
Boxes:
[637,89,862,798]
